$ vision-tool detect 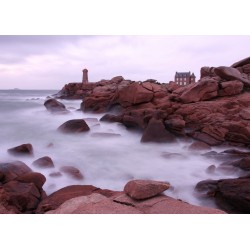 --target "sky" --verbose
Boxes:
[0,35,249,90]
